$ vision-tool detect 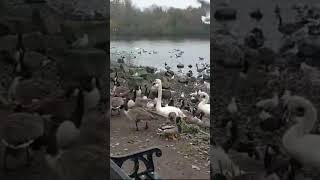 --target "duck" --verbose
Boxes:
[157,116,182,140]
[198,91,210,116]
[256,92,279,111]
[120,103,154,131]
[282,95,320,171]
[71,33,89,48]
[152,79,185,118]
